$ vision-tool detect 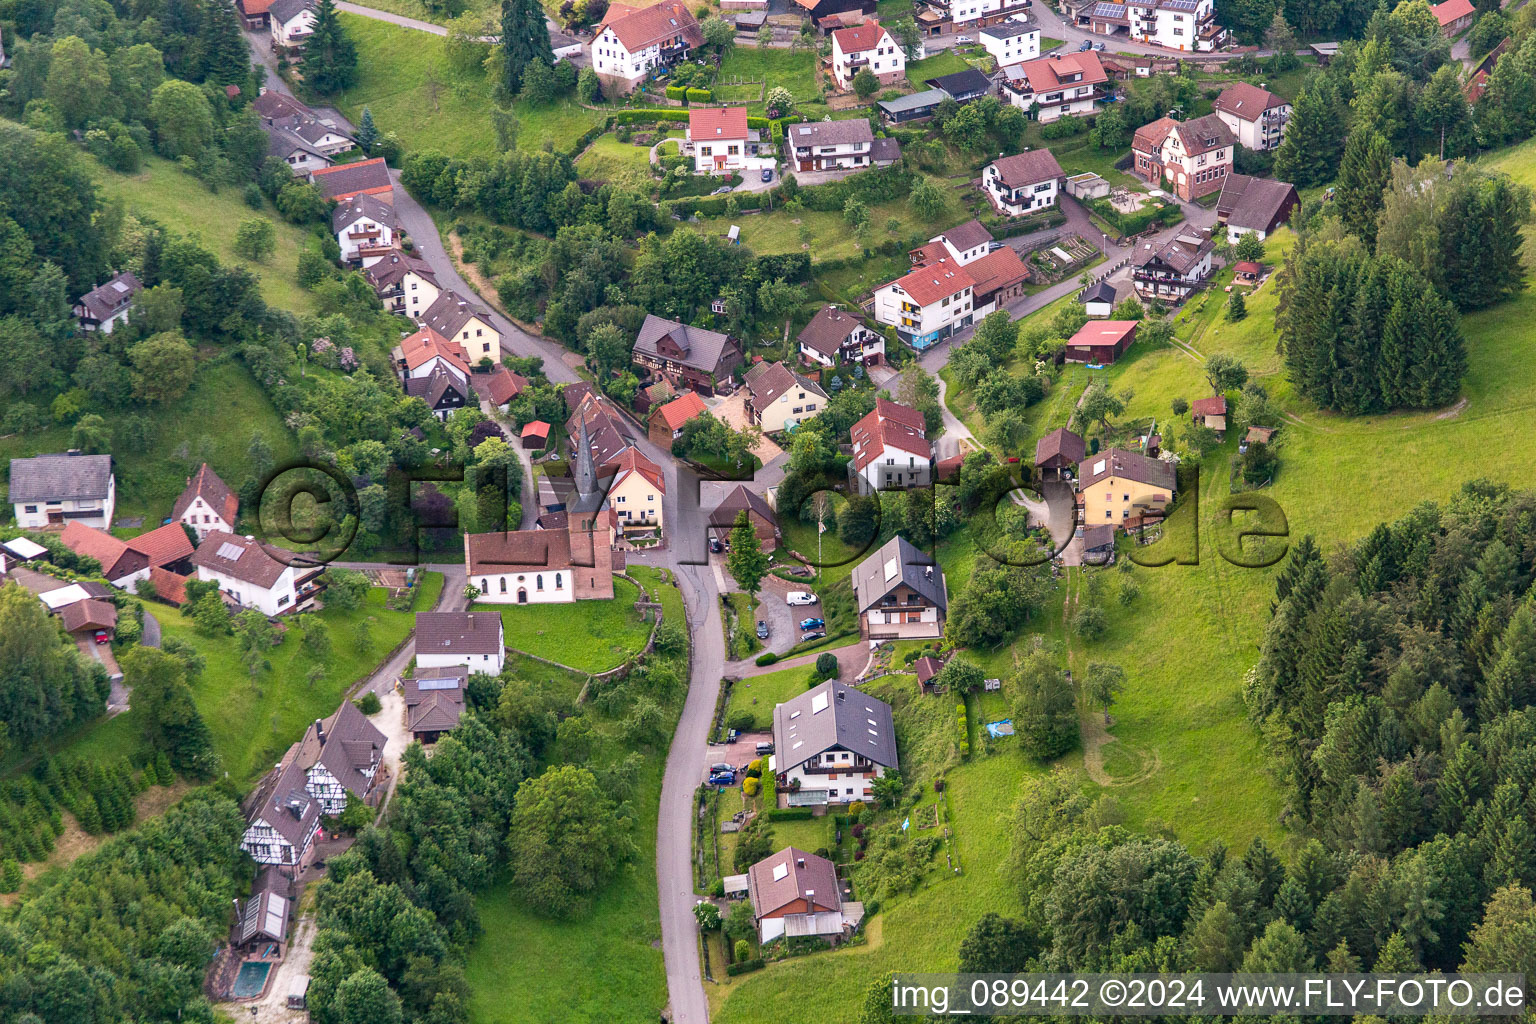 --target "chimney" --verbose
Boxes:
[287,798,304,818]
[796,858,806,868]
[314,718,325,744]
